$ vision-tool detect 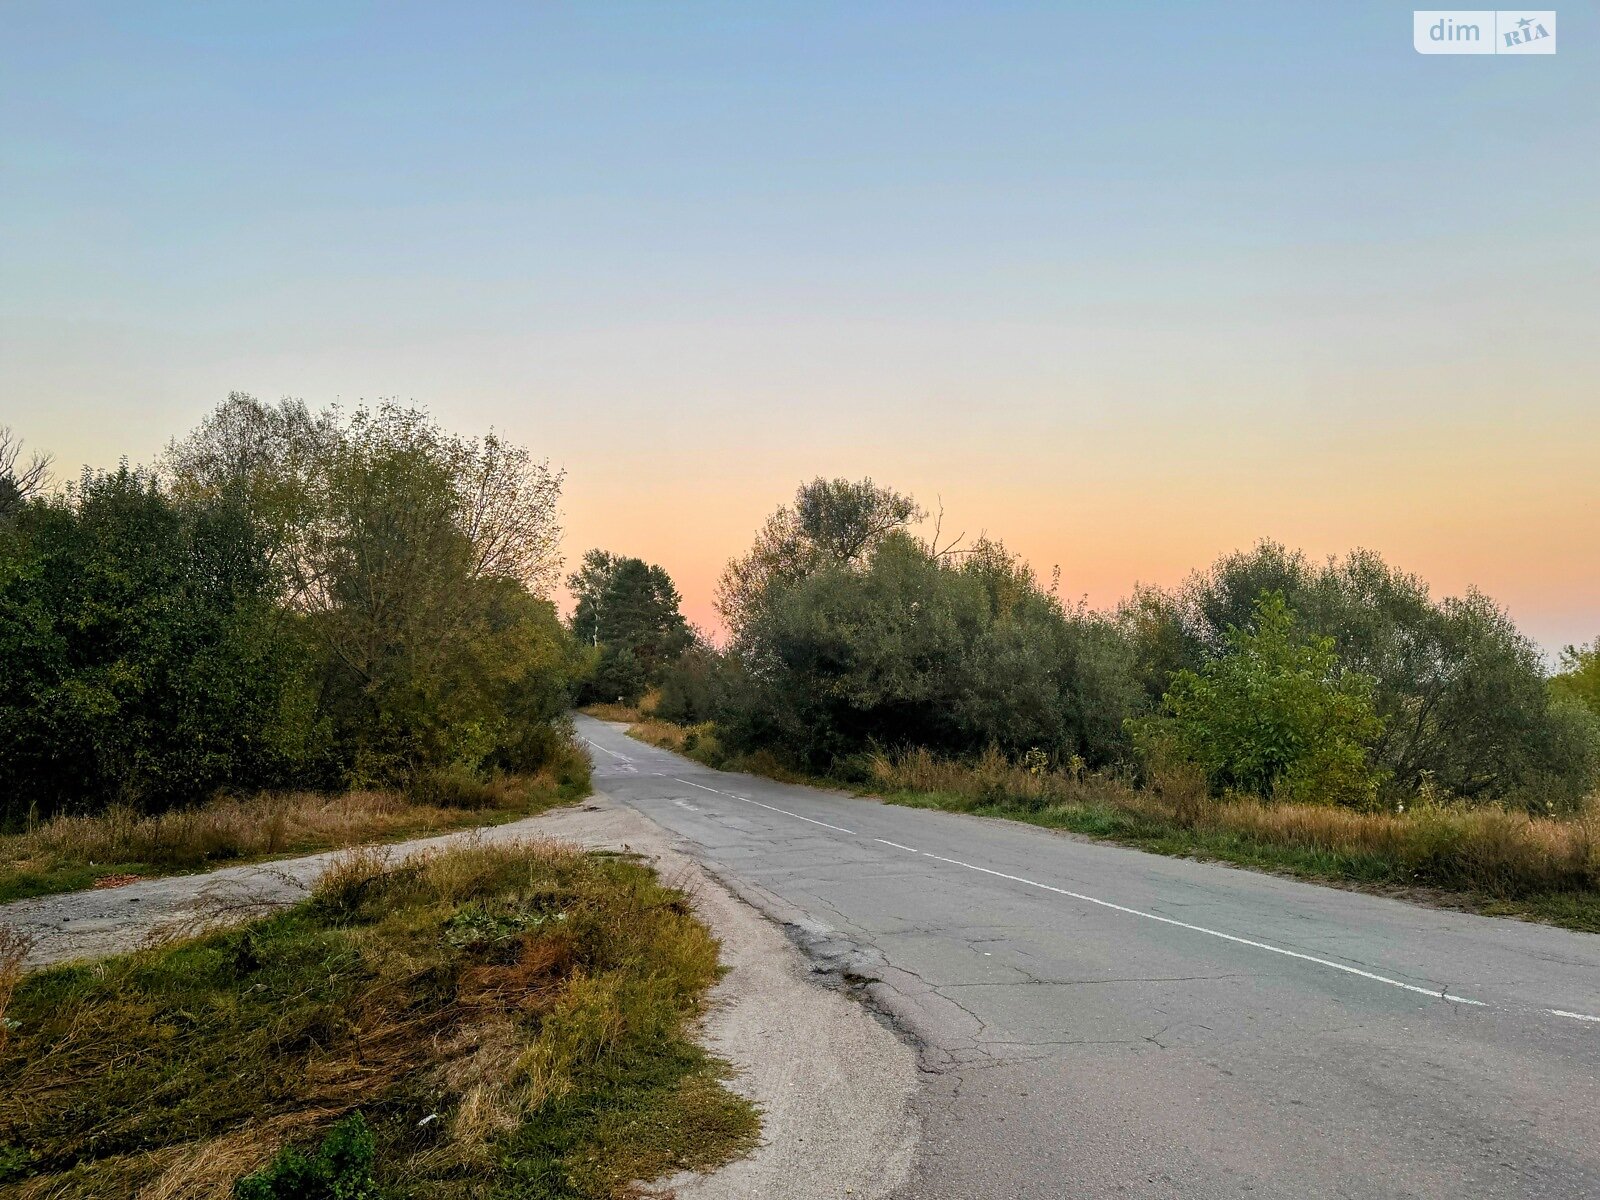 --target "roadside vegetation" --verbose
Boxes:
[0,840,758,1197]
[603,477,1600,931]
[0,405,590,896]
[0,748,589,904]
